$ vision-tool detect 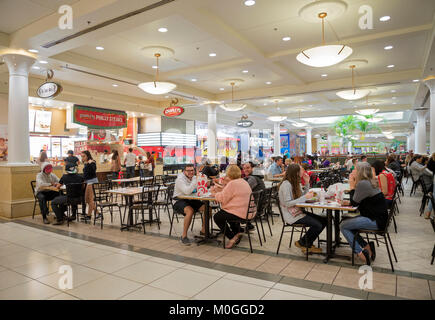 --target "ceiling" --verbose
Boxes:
[1,0,434,138]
